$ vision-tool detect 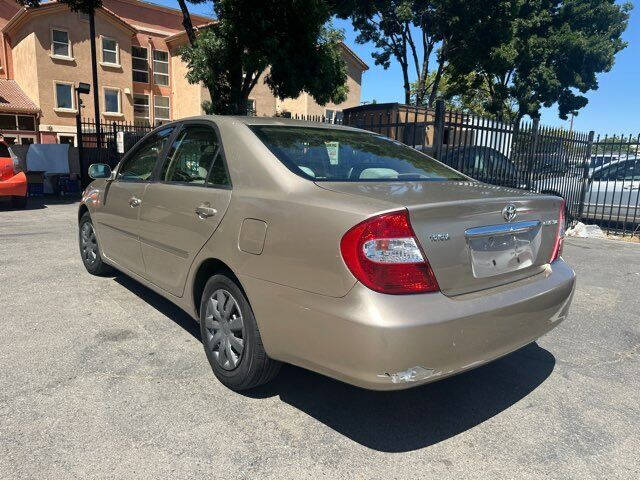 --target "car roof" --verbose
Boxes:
[593,156,638,173]
[174,115,369,133]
